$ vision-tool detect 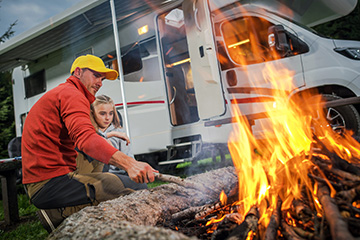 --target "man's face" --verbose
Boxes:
[75,68,106,96]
